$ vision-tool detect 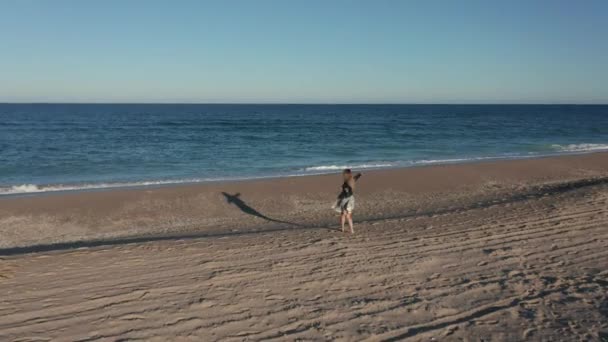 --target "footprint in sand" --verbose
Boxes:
[523,328,536,339]
[265,294,286,301]
[118,314,146,321]
[427,273,441,281]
